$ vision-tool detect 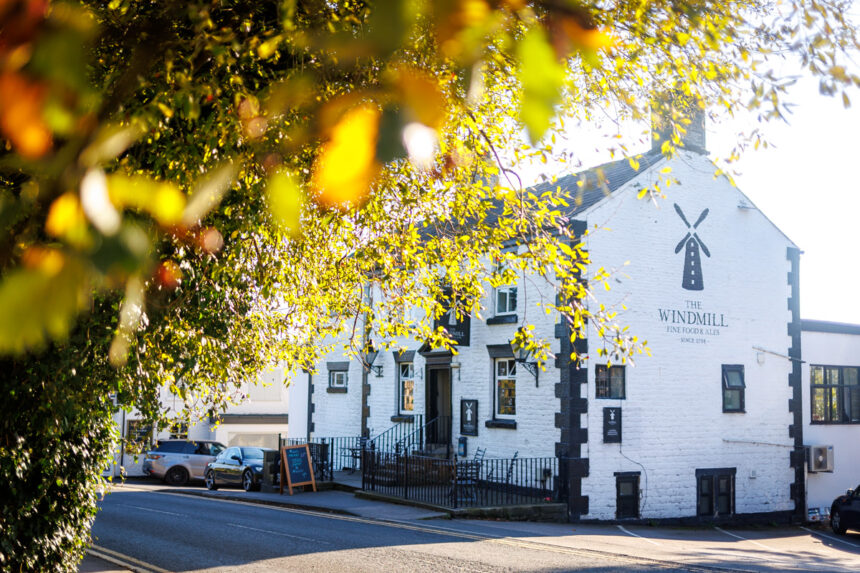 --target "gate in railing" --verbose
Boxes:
[361,450,559,509]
